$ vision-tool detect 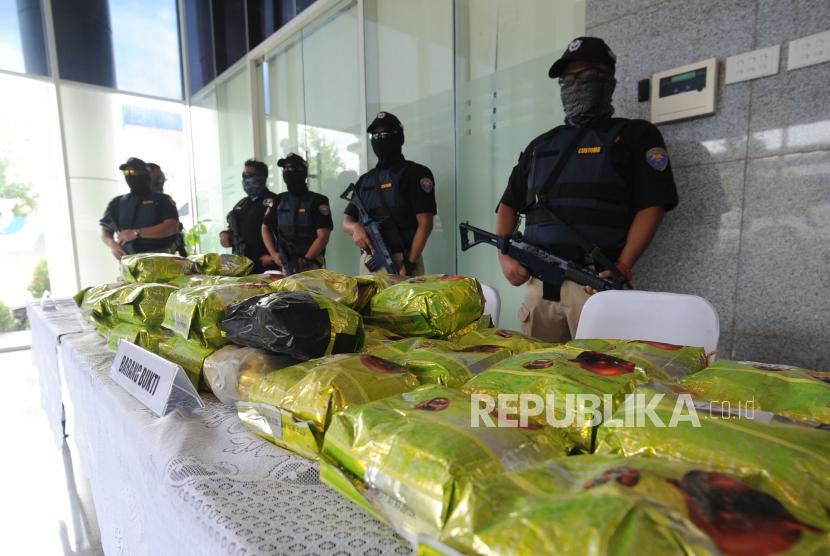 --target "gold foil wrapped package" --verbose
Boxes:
[240,353,420,458]
[188,252,254,276]
[169,274,277,288]
[361,325,405,350]
[354,274,397,312]
[76,282,125,328]
[73,286,93,308]
[443,314,493,342]
[202,345,297,405]
[107,283,178,327]
[454,327,556,355]
[120,253,196,283]
[680,359,830,424]
[221,292,365,359]
[107,323,171,354]
[463,349,649,451]
[368,338,512,387]
[320,385,572,539]
[162,283,272,348]
[271,268,360,309]
[169,274,225,288]
[442,454,830,556]
[595,383,830,525]
[566,339,707,380]
[158,335,218,389]
[366,275,484,338]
